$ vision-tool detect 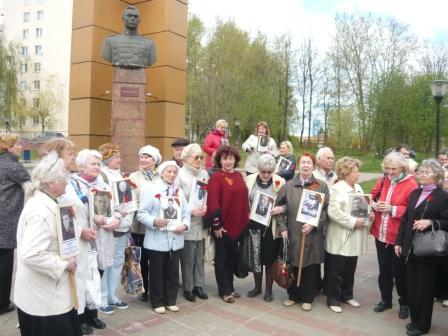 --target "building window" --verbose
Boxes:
[19,116,26,128]
[35,28,43,38]
[34,62,41,73]
[33,80,40,90]
[33,116,40,125]
[37,10,44,20]
[20,63,28,74]
[35,45,42,55]
[33,98,40,108]
[20,81,27,91]
[20,46,28,56]
[23,12,30,22]
[20,98,27,106]
[22,29,29,39]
